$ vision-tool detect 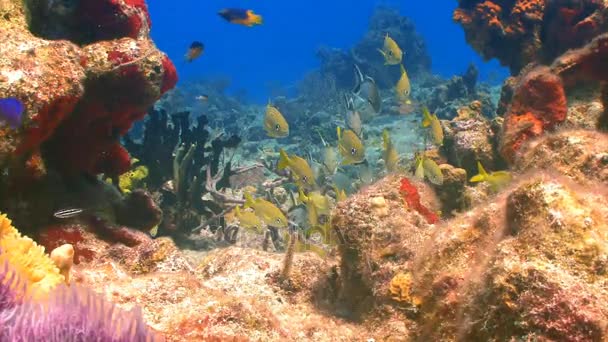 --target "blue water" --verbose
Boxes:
[149,0,508,103]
